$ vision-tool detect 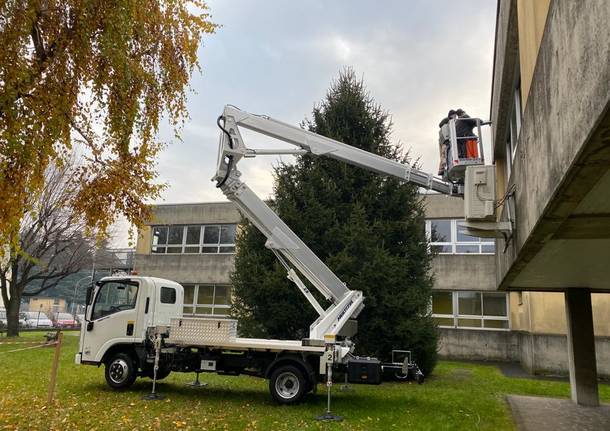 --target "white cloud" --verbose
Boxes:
[113,0,497,246]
